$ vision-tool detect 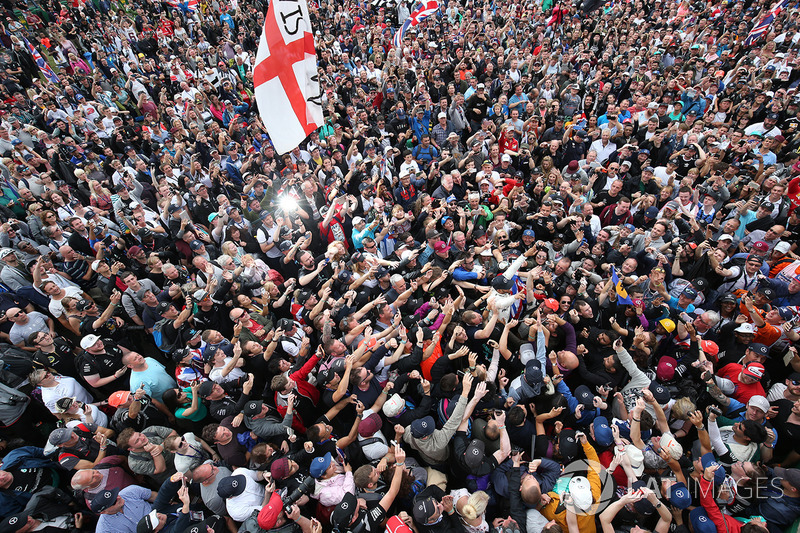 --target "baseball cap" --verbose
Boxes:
[243,400,263,416]
[358,412,382,437]
[700,340,719,357]
[682,287,698,299]
[0,514,28,533]
[524,360,544,393]
[559,429,578,462]
[753,241,770,253]
[779,307,794,321]
[748,395,770,413]
[659,318,675,333]
[410,414,437,439]
[48,427,73,445]
[217,475,247,498]
[108,390,131,407]
[91,488,120,513]
[309,452,333,478]
[79,334,101,350]
[464,439,486,471]
[568,476,593,511]
[645,206,659,218]
[592,416,613,447]
[270,457,291,480]
[701,452,726,485]
[196,381,215,398]
[413,497,438,524]
[774,467,800,491]
[748,342,769,357]
[660,433,683,460]
[734,322,756,334]
[434,241,450,253]
[668,482,691,509]
[649,382,671,404]
[256,492,284,530]
[656,356,678,381]
[330,492,359,529]
[743,362,765,380]
[382,393,405,417]
[575,385,595,407]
